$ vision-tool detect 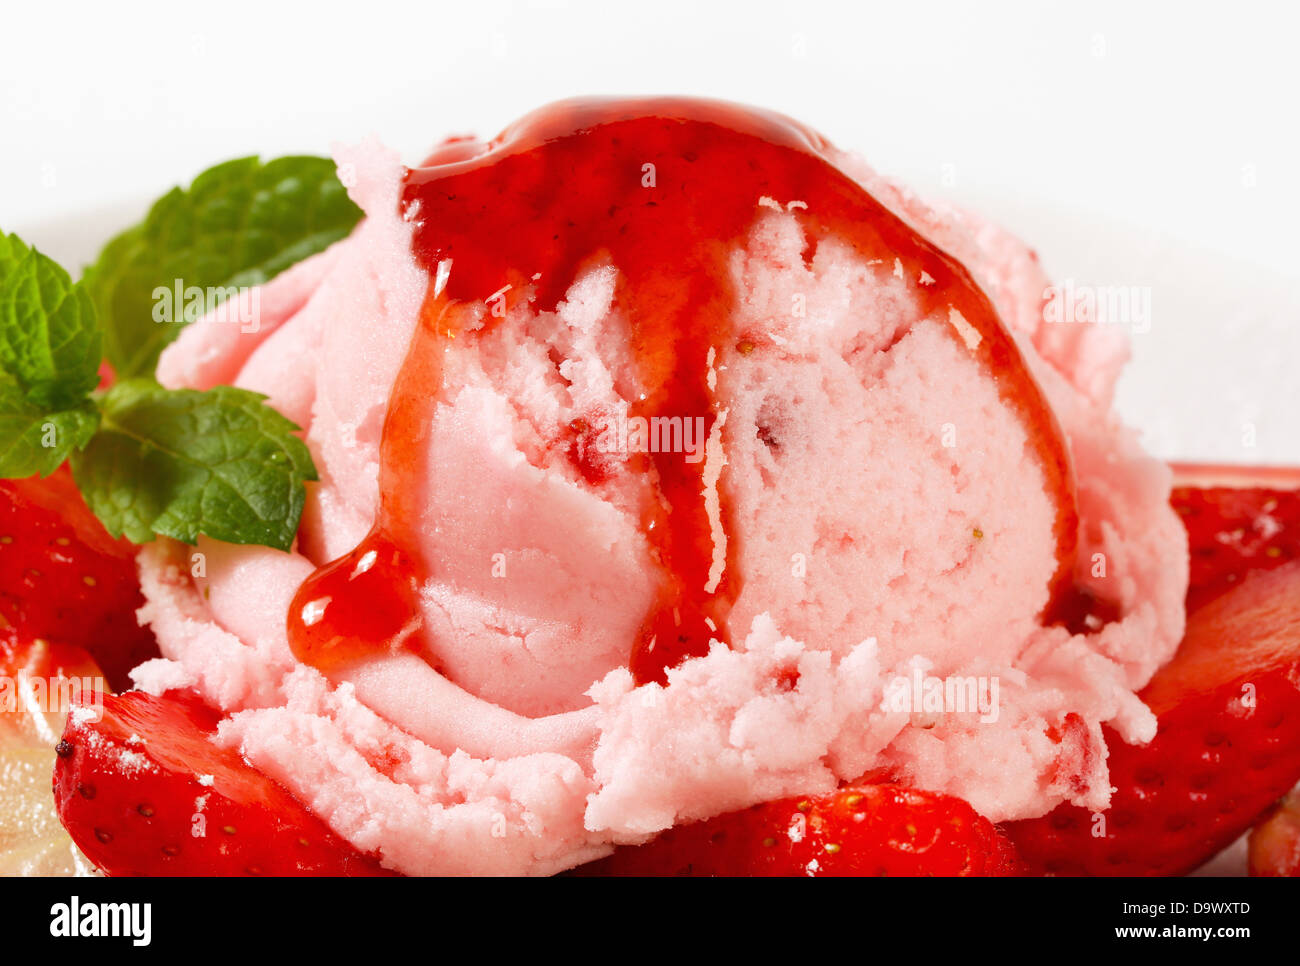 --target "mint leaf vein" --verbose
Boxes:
[71,380,317,552]
[83,156,362,380]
